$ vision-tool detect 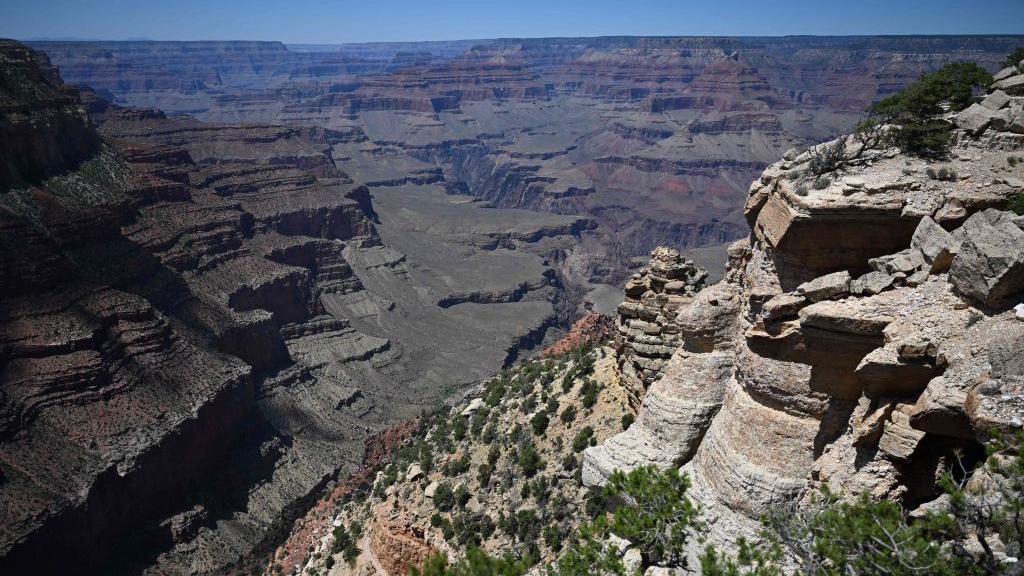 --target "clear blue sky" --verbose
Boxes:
[3,0,1023,44]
